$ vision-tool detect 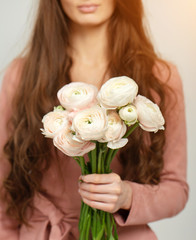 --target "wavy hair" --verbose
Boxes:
[3,0,171,224]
